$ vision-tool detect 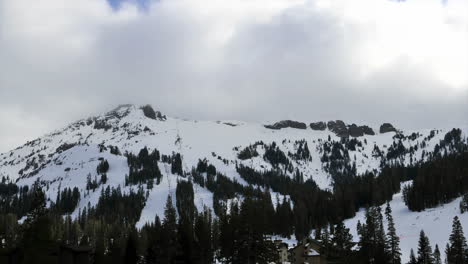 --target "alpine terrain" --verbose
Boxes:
[1,104,467,263]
